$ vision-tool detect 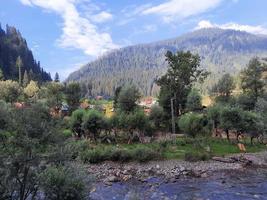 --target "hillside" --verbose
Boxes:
[0,24,51,82]
[66,28,267,97]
